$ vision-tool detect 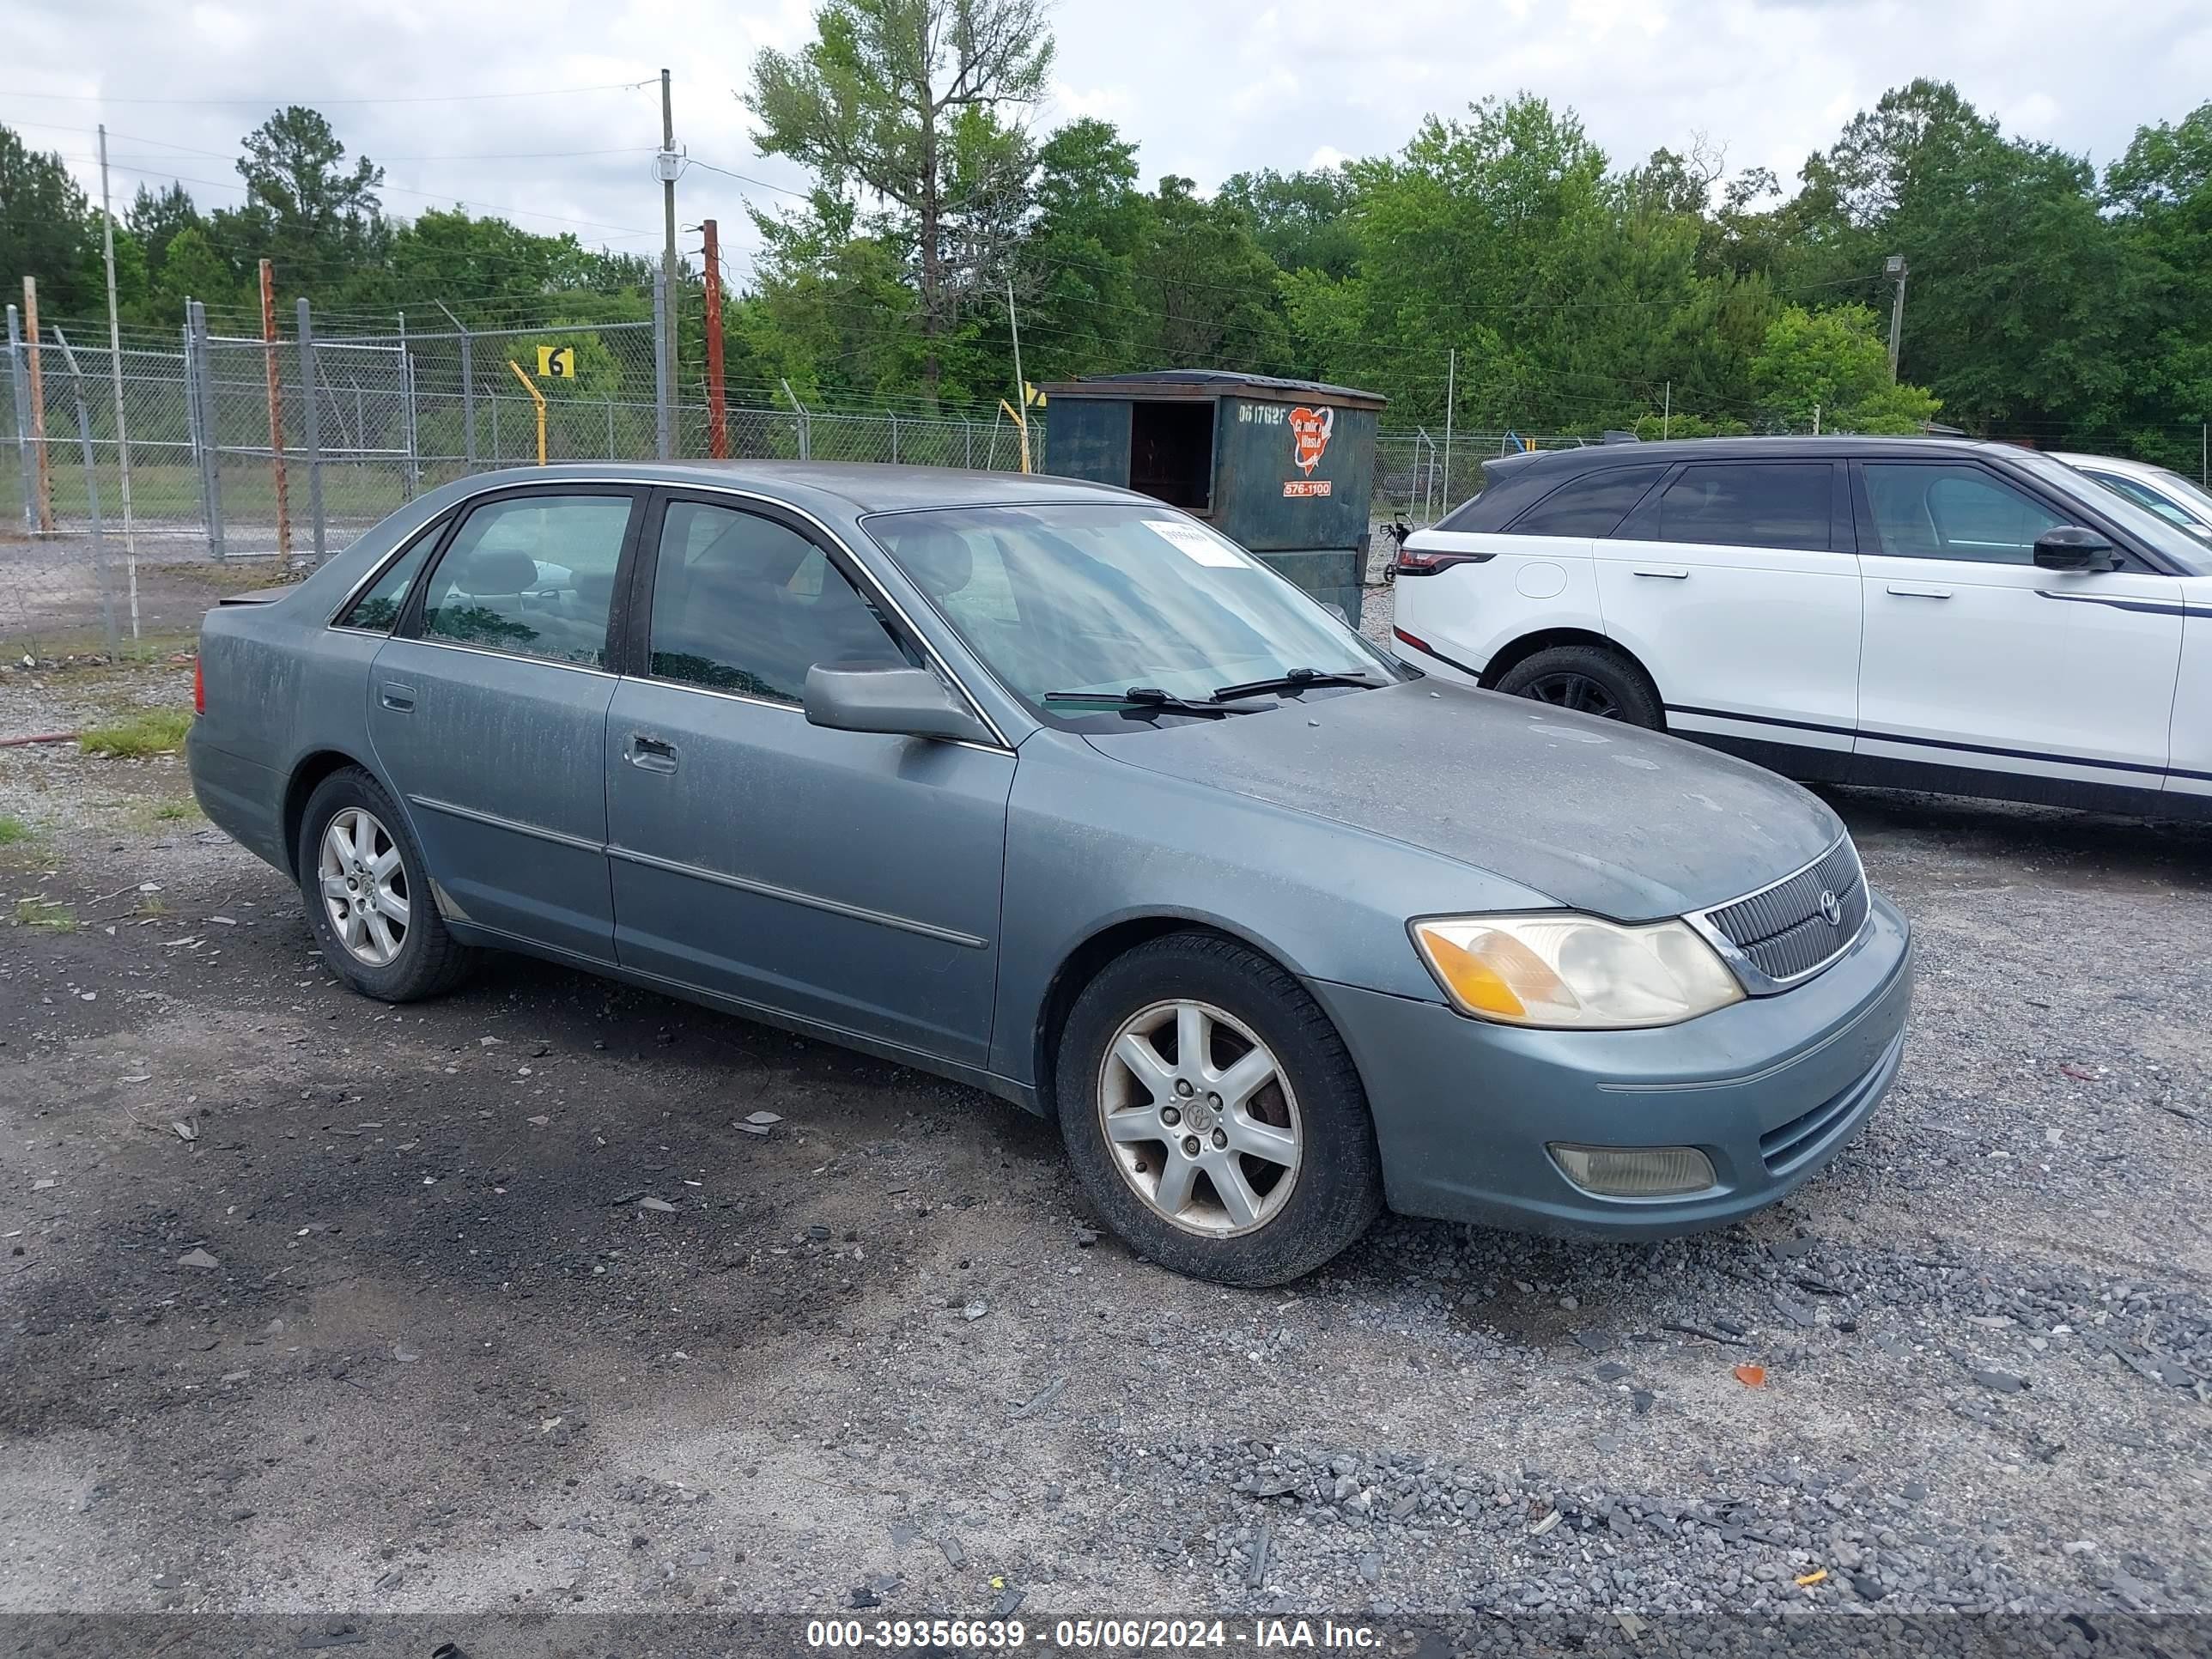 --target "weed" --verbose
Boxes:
[79,708,194,760]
